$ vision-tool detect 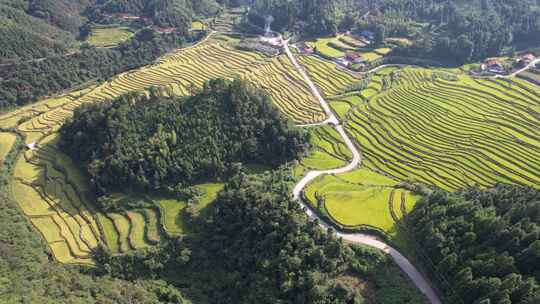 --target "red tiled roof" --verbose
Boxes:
[486,58,502,66]
[522,54,536,61]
